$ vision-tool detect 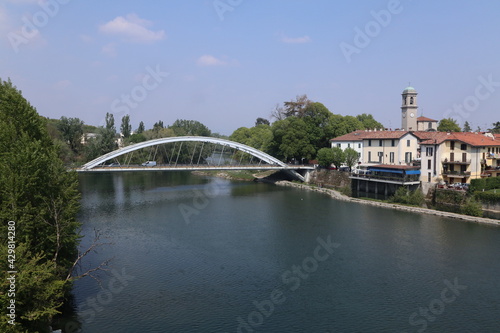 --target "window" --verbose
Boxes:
[461,144,467,150]
[405,152,412,163]
[368,151,372,162]
[428,122,432,129]
[428,172,431,182]
[358,143,361,148]
[450,141,455,150]
[426,147,433,157]
[462,153,467,163]
[368,140,372,147]
[378,151,383,163]
[391,139,395,147]
[379,140,383,146]
[410,97,414,105]
[428,160,431,169]
[389,152,395,163]
[407,140,410,147]
[347,143,350,148]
